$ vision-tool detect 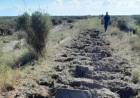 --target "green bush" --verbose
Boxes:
[52,19,62,25]
[17,11,52,57]
[16,12,30,31]
[30,12,51,57]
[117,19,129,32]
